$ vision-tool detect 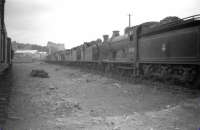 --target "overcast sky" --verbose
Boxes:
[5,0,200,48]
